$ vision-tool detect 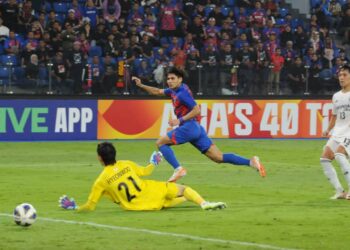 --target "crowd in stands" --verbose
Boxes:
[0,0,349,95]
